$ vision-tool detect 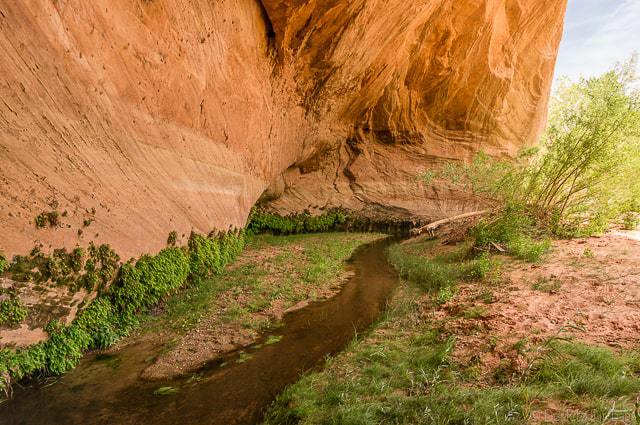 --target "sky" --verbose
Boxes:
[554,0,640,83]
